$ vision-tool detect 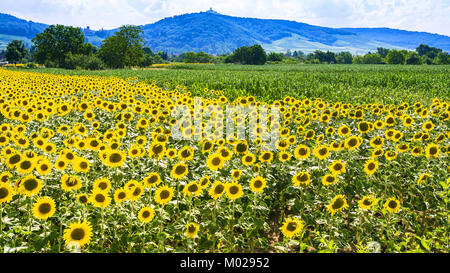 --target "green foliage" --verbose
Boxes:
[63,53,105,70]
[32,25,90,67]
[336,52,353,64]
[362,53,383,64]
[5,39,28,63]
[226,45,266,65]
[433,52,449,65]
[416,44,442,59]
[97,25,145,69]
[267,52,284,62]
[405,52,421,65]
[386,50,405,64]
